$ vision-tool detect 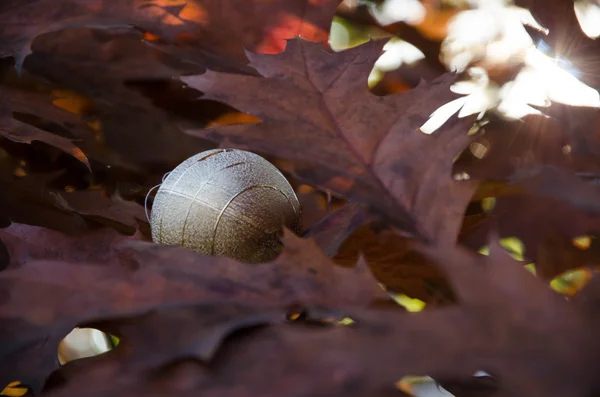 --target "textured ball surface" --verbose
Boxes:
[150,149,301,263]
